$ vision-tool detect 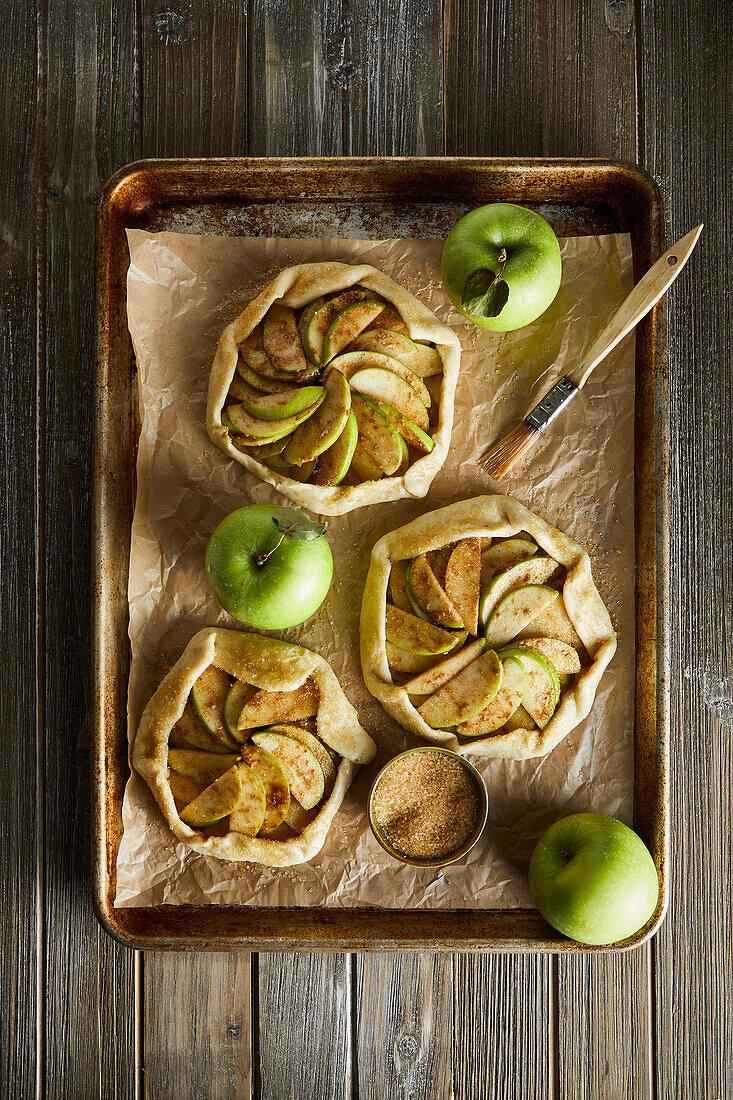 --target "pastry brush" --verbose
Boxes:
[481,224,703,479]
